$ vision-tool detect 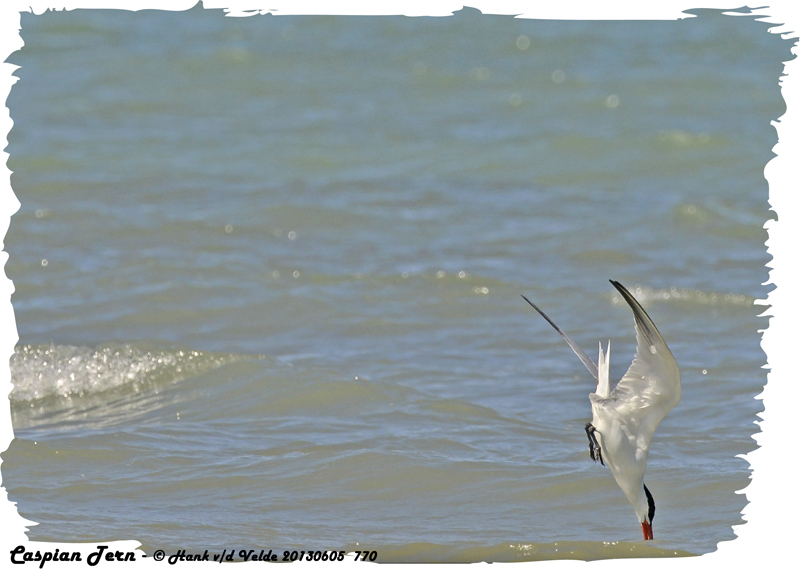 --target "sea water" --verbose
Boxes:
[1,5,790,560]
